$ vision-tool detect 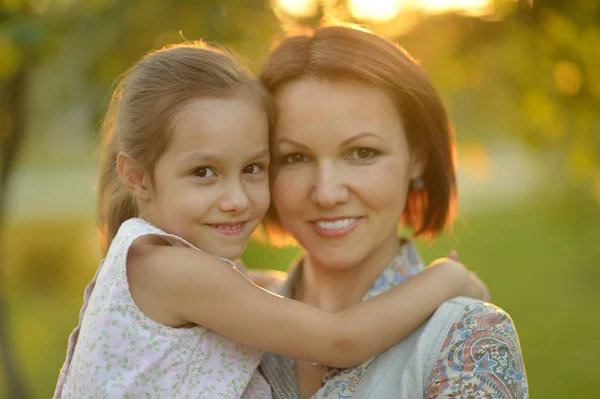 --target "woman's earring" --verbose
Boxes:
[411,177,425,190]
